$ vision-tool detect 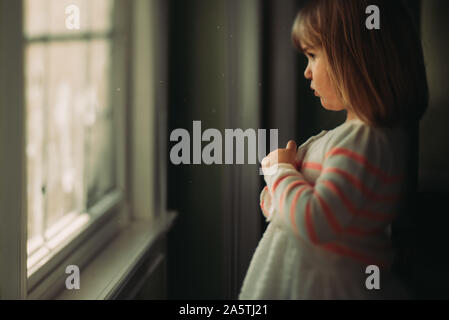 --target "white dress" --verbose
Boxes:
[239,119,411,300]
